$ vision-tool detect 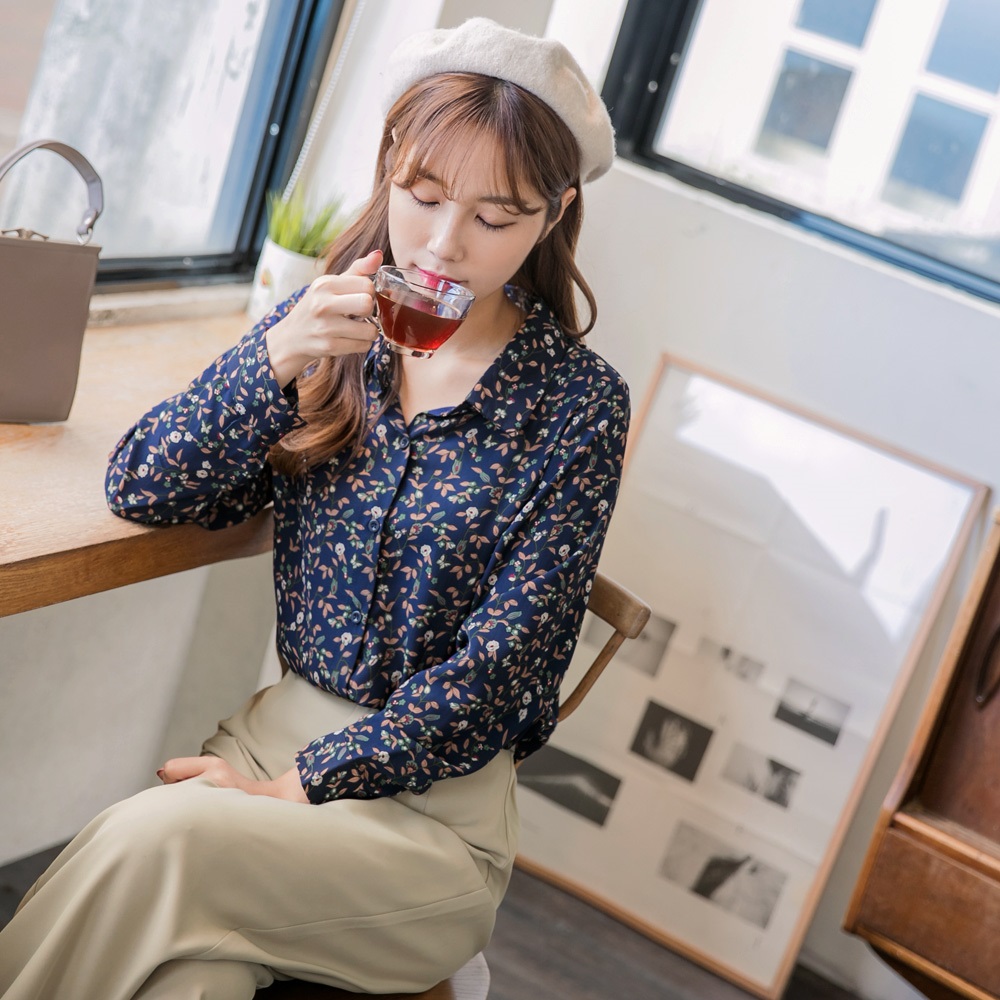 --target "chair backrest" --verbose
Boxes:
[558,571,651,722]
